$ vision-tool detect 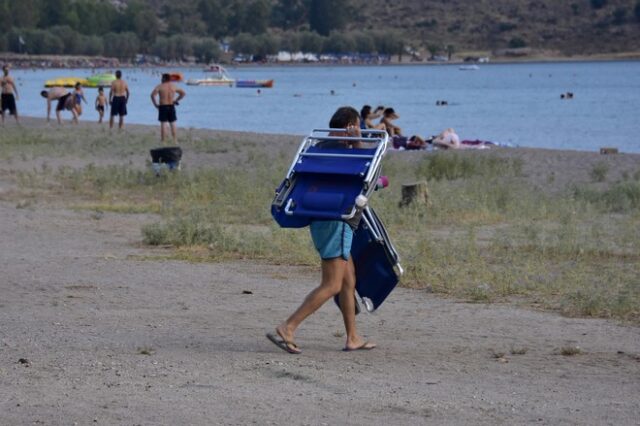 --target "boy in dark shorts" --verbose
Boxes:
[266,106,376,354]
[150,73,186,144]
[95,87,108,123]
